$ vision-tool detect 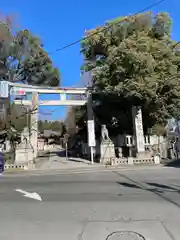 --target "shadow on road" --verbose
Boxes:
[146,182,178,191]
[51,149,100,163]
[118,182,141,189]
[46,150,91,164]
[67,158,86,163]
[47,150,66,157]
[51,150,82,158]
[37,151,51,159]
[118,181,180,194]
[164,159,180,168]
[114,170,180,209]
